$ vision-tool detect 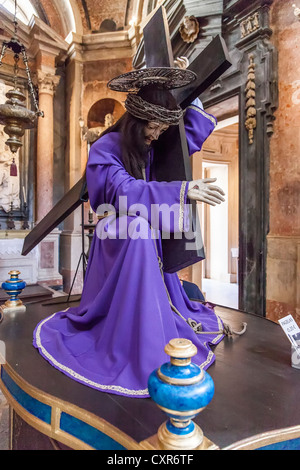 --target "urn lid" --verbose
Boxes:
[164,338,197,359]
